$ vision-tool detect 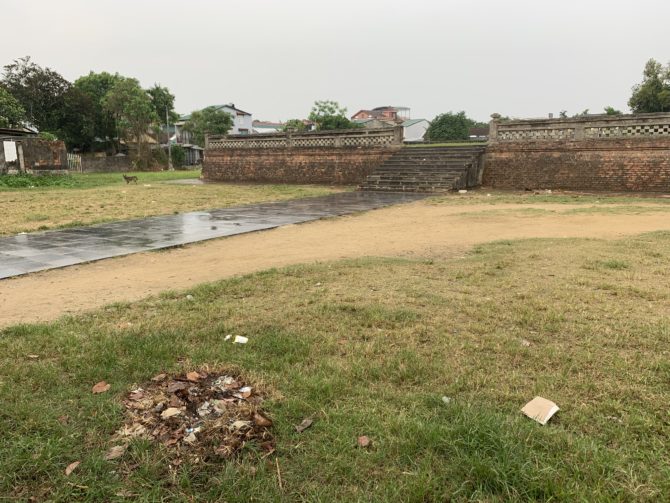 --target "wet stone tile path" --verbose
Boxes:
[0,192,427,280]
